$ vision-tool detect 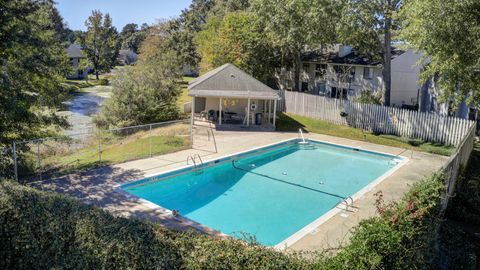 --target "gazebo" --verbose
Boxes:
[188,63,281,131]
